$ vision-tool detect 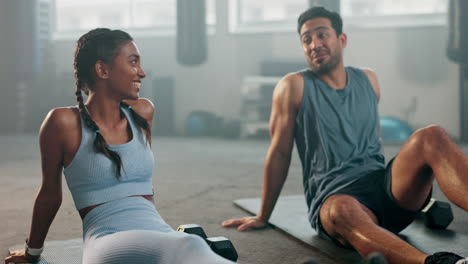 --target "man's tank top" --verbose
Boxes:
[294,67,385,229]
